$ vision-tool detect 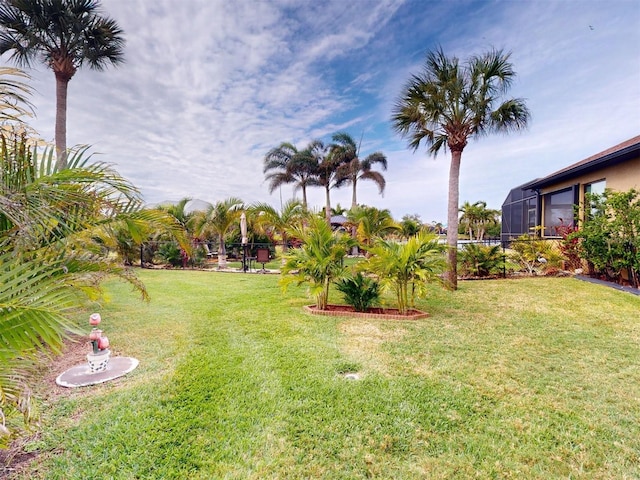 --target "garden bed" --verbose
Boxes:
[304,304,429,320]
